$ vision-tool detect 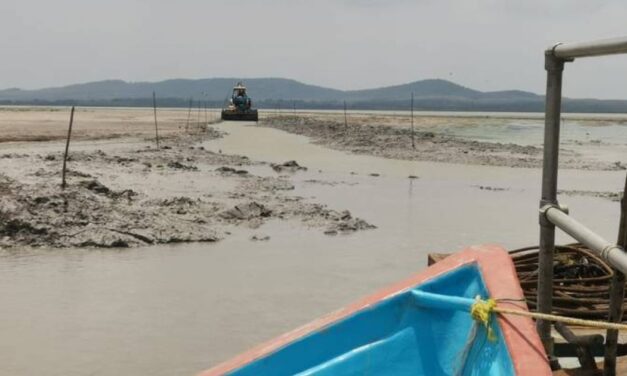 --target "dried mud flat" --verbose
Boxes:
[260,114,622,170]
[0,130,374,249]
